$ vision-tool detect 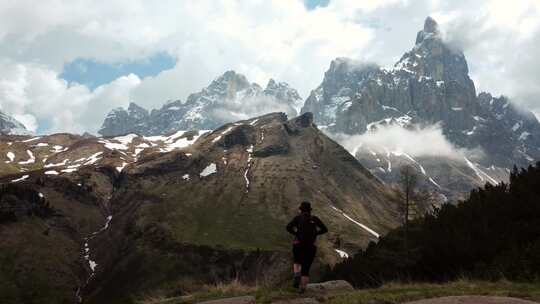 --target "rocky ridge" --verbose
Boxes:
[301,17,540,200]
[1,112,400,303]
[99,71,302,136]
